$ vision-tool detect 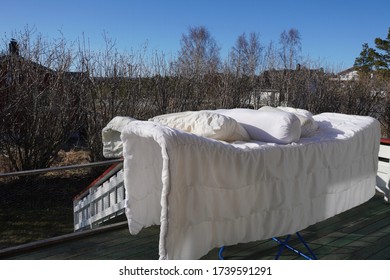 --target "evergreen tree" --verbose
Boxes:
[354,43,376,73]
[354,27,390,76]
[374,27,390,72]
